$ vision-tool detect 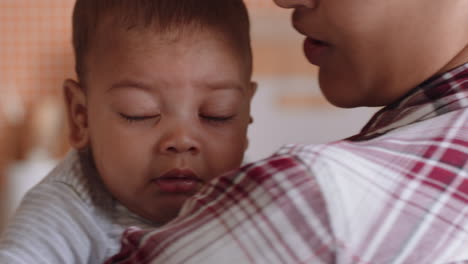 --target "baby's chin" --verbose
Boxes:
[131,195,191,225]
